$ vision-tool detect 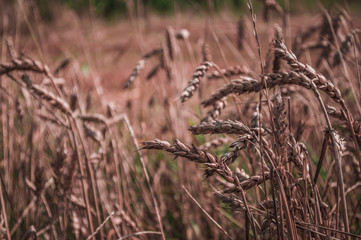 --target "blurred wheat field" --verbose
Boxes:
[0,0,361,239]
